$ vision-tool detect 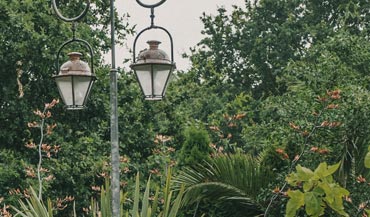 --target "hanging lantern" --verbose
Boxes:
[130,40,176,100]
[53,52,96,110]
